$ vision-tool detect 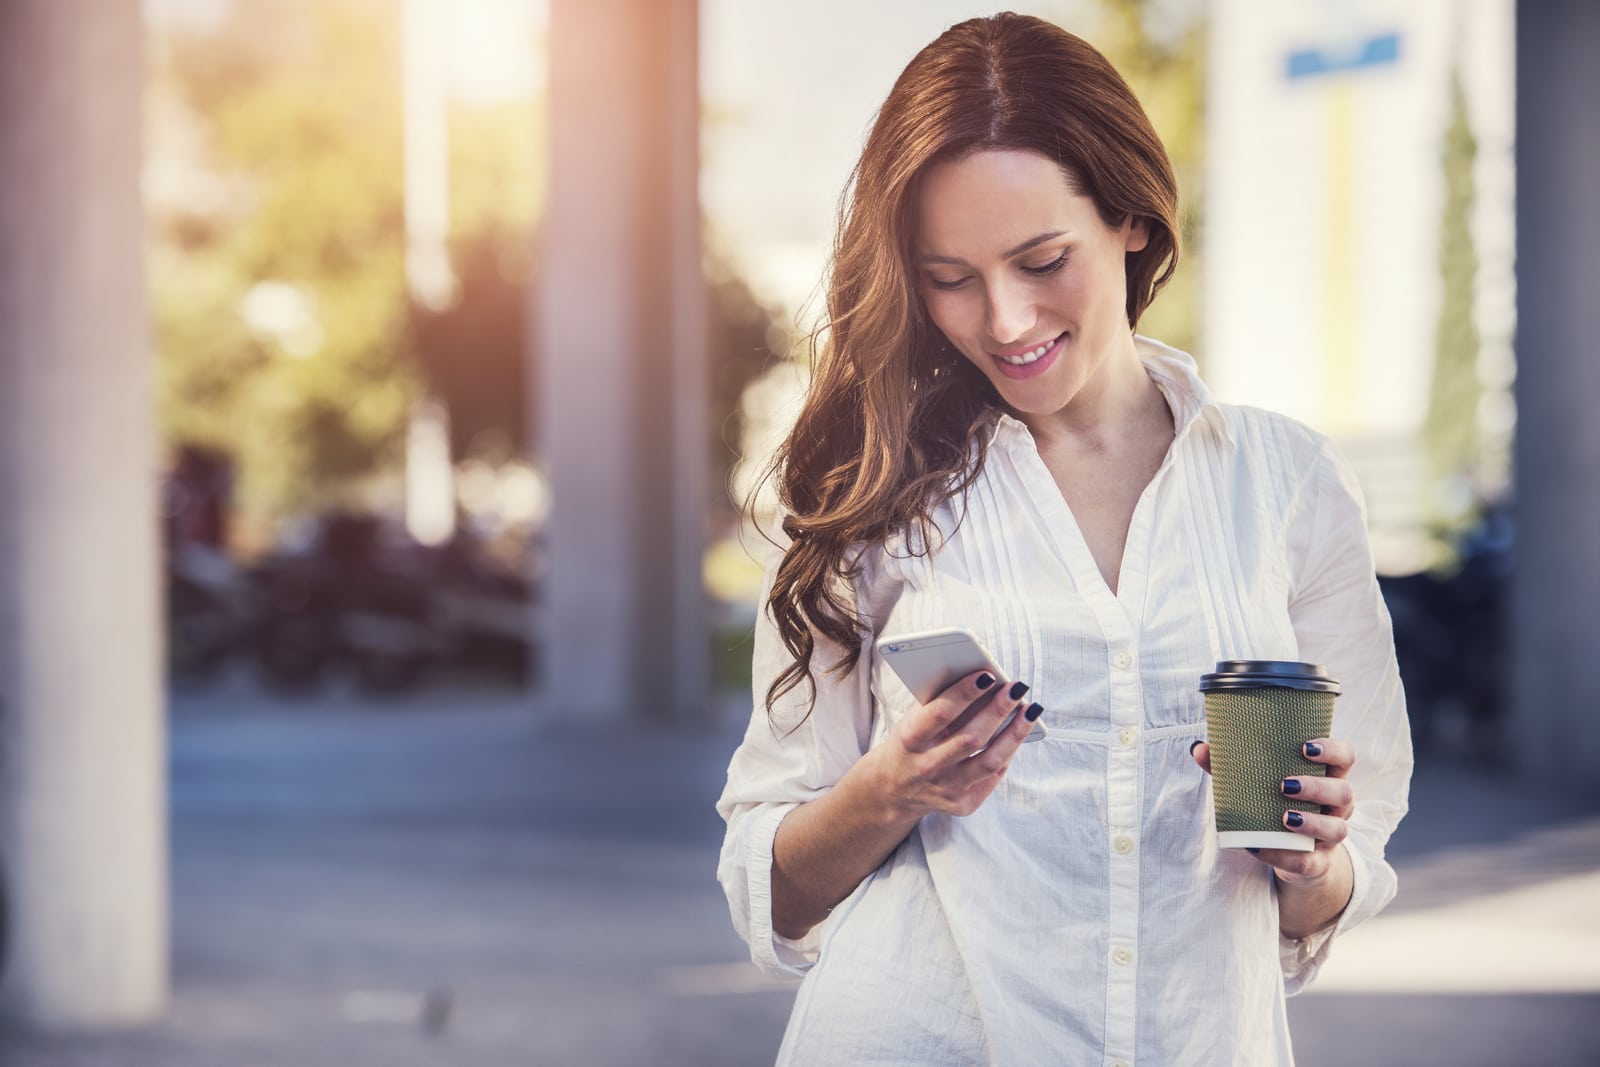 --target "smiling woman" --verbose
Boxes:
[757,15,1179,706]
[916,150,1151,410]
[716,12,1413,1067]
